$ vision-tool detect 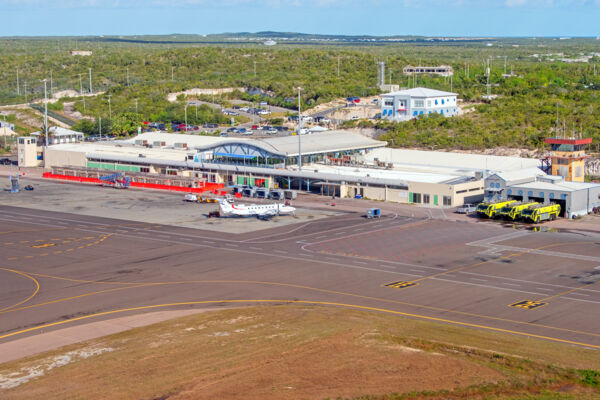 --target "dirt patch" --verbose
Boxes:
[167,88,244,102]
[172,331,501,400]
